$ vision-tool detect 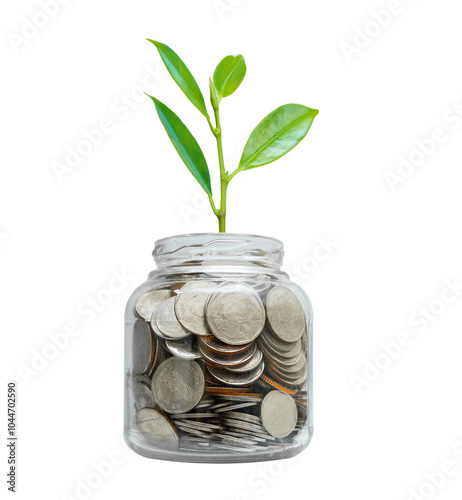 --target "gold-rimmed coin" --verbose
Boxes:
[136,408,179,450]
[199,341,257,367]
[199,335,253,355]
